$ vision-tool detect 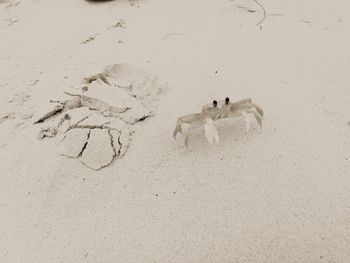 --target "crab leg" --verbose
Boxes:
[224,102,263,128]
[173,113,202,140]
[230,98,252,110]
[253,103,264,118]
[251,109,262,128]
